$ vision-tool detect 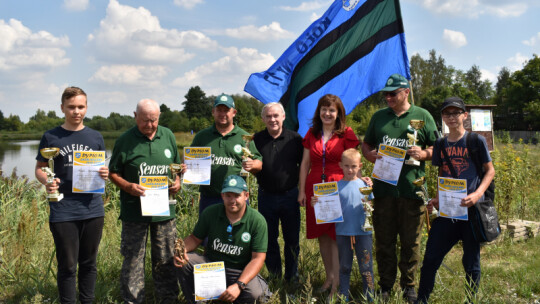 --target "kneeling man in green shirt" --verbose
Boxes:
[175,175,271,304]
